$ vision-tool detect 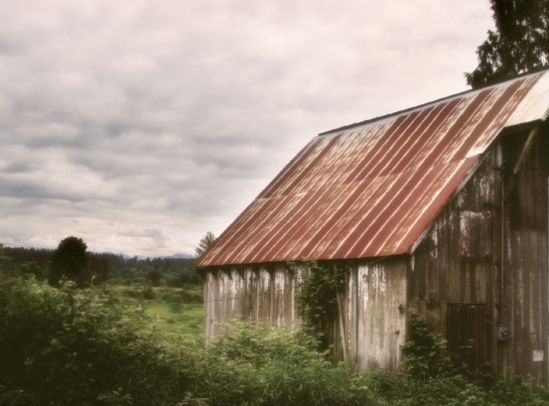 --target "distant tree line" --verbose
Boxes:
[2,237,201,288]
